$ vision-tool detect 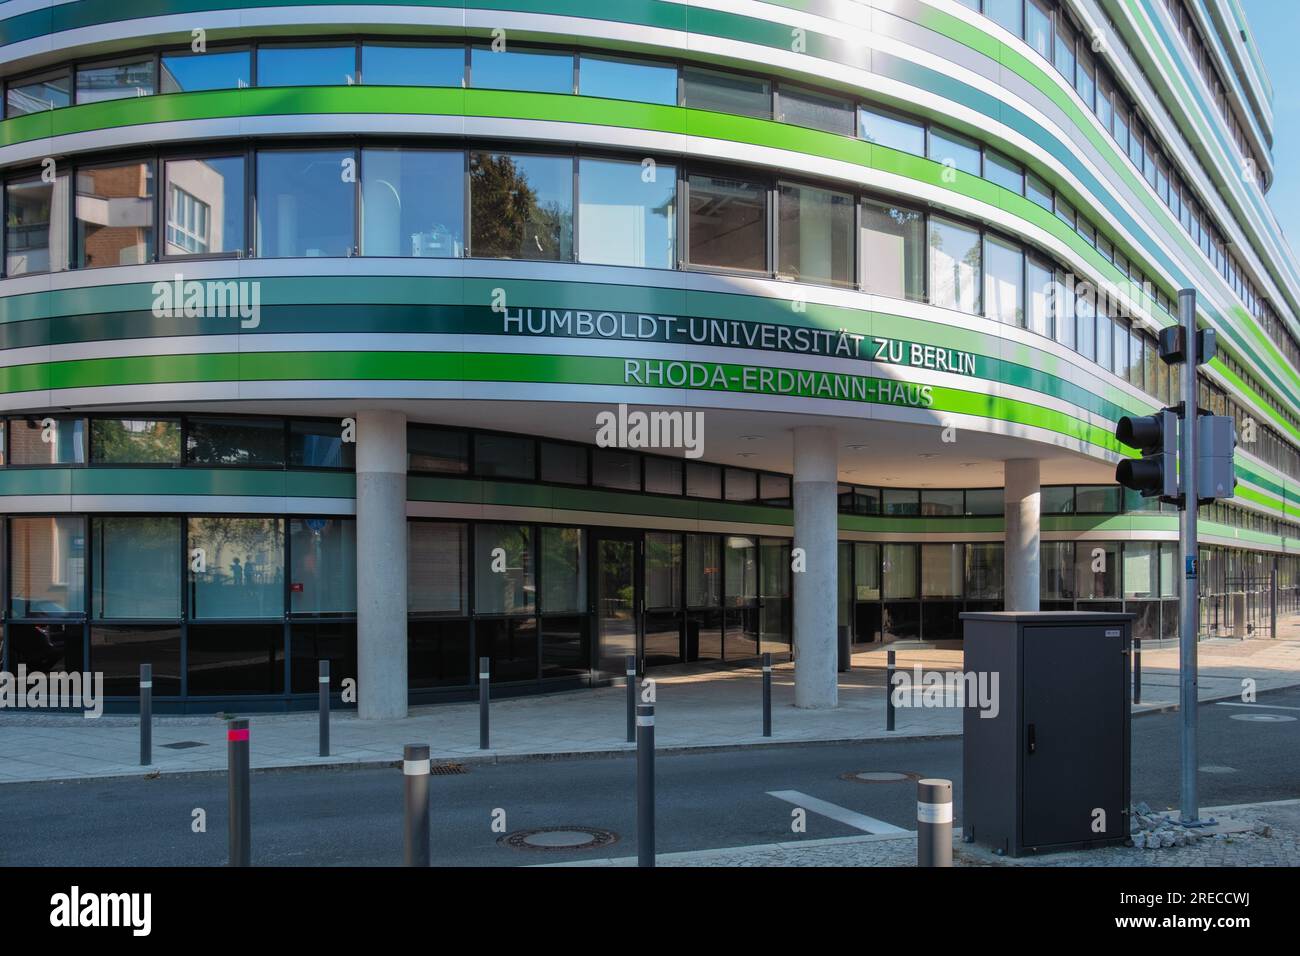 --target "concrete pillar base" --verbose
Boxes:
[793,426,838,709]
[1004,458,1041,613]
